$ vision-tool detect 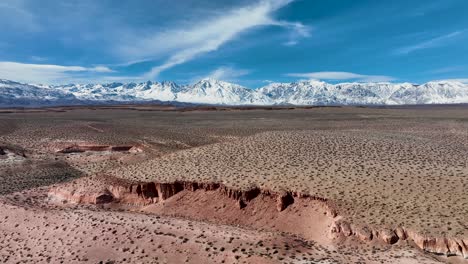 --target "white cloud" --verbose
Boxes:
[0,1,311,84]
[206,66,251,81]
[395,31,463,55]
[436,78,468,84]
[56,75,147,85]
[115,0,309,79]
[277,21,310,46]
[283,40,298,46]
[30,56,47,62]
[0,61,113,84]
[429,66,465,74]
[91,66,114,73]
[287,71,395,82]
